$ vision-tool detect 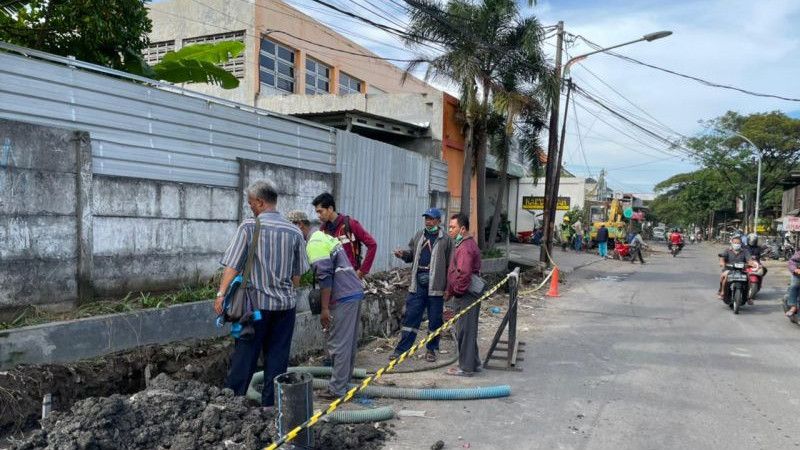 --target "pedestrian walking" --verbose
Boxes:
[214,181,308,406]
[572,220,584,252]
[312,192,377,279]
[390,208,453,362]
[445,213,482,377]
[784,249,800,320]
[597,224,609,258]
[630,231,648,264]
[559,218,572,252]
[287,211,364,399]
